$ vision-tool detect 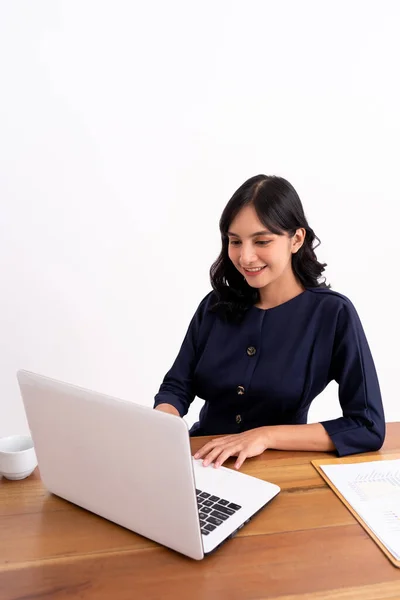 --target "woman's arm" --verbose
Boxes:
[194,423,334,469]
[153,293,213,417]
[267,302,385,456]
[319,302,385,455]
[265,422,335,451]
